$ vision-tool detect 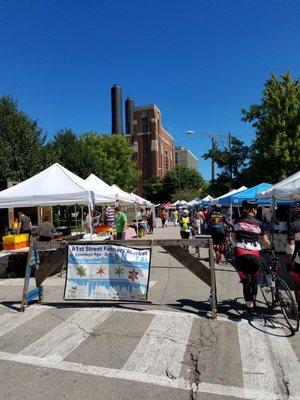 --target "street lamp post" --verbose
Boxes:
[186,130,231,187]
